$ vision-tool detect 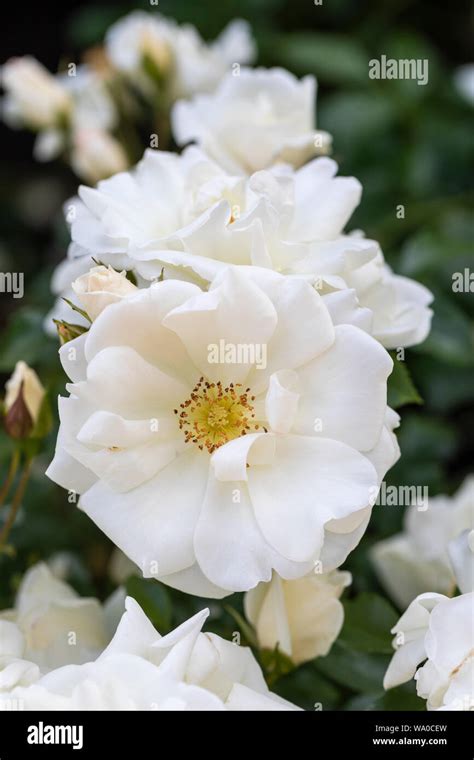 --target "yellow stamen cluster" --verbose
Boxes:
[175,377,265,453]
